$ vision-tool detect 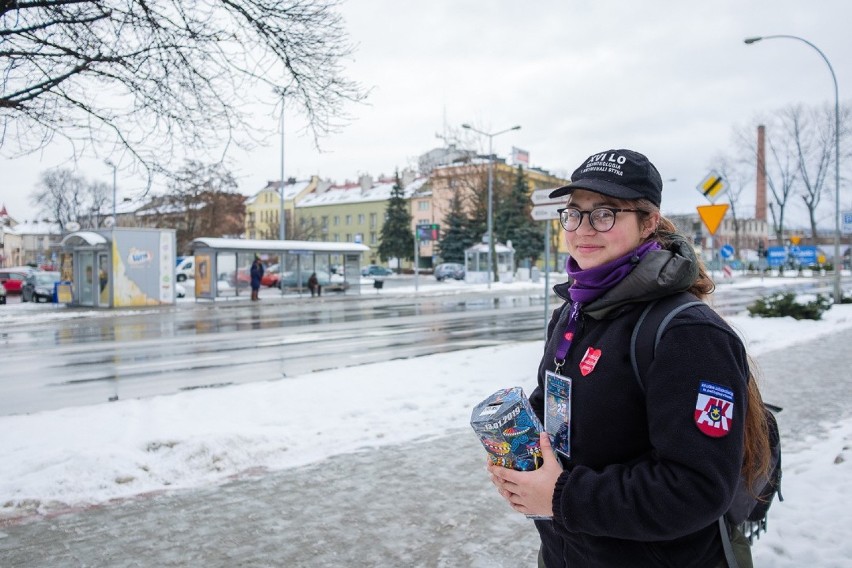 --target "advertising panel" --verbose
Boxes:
[111,229,176,306]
